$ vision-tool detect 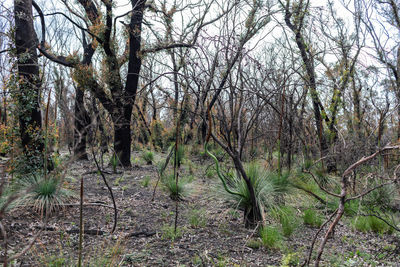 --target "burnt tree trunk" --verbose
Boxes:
[73,30,95,160]
[112,108,132,167]
[73,88,90,160]
[14,0,45,167]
